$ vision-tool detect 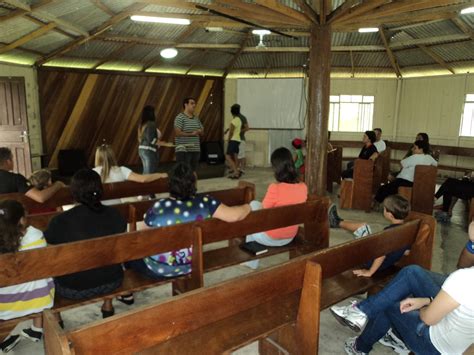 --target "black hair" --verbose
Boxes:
[374,128,382,134]
[271,147,299,184]
[416,132,429,144]
[231,104,241,116]
[0,147,13,165]
[71,169,104,212]
[169,162,197,200]
[141,105,156,126]
[0,200,25,254]
[383,195,410,220]
[365,130,376,144]
[327,131,331,140]
[413,139,430,154]
[183,97,195,109]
